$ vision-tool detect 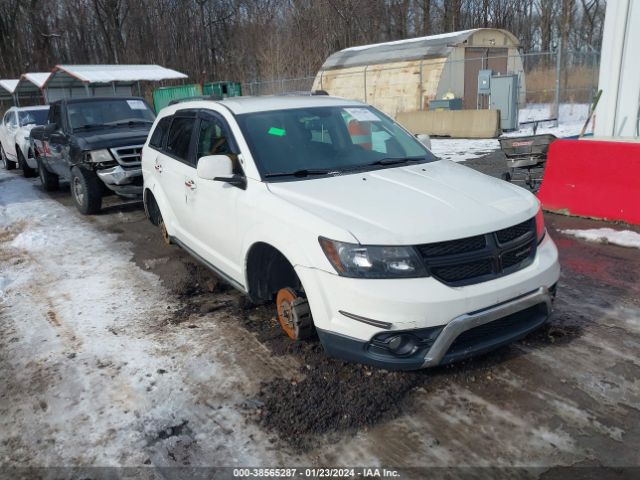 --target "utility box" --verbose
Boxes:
[203,81,242,98]
[153,84,202,112]
[428,98,463,111]
[490,74,519,131]
[478,70,493,95]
